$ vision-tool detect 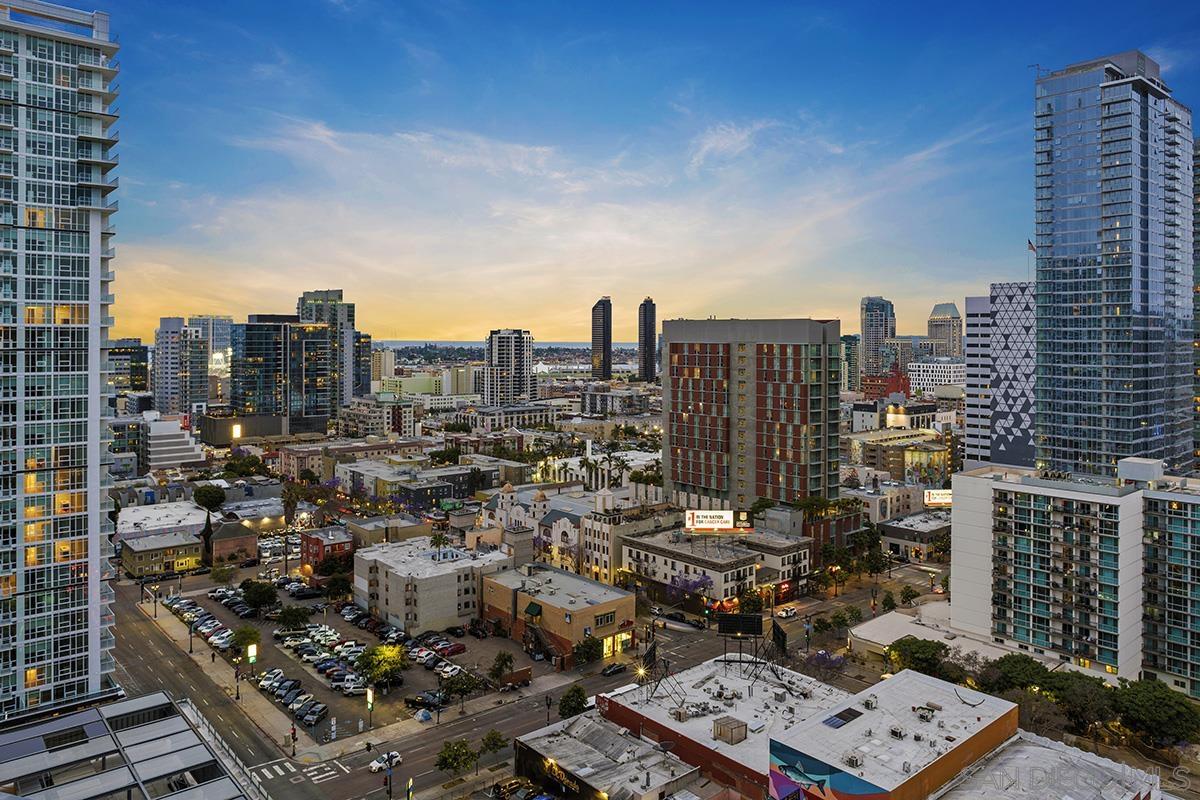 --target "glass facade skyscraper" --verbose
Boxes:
[1034,51,1194,476]
[591,296,612,380]
[230,315,331,435]
[0,1,120,719]
[858,296,895,377]
[637,296,656,382]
